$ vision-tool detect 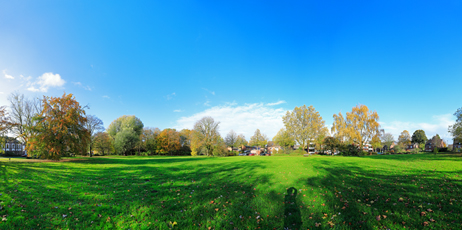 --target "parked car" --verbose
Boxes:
[260,153,266,156]
[249,153,255,156]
